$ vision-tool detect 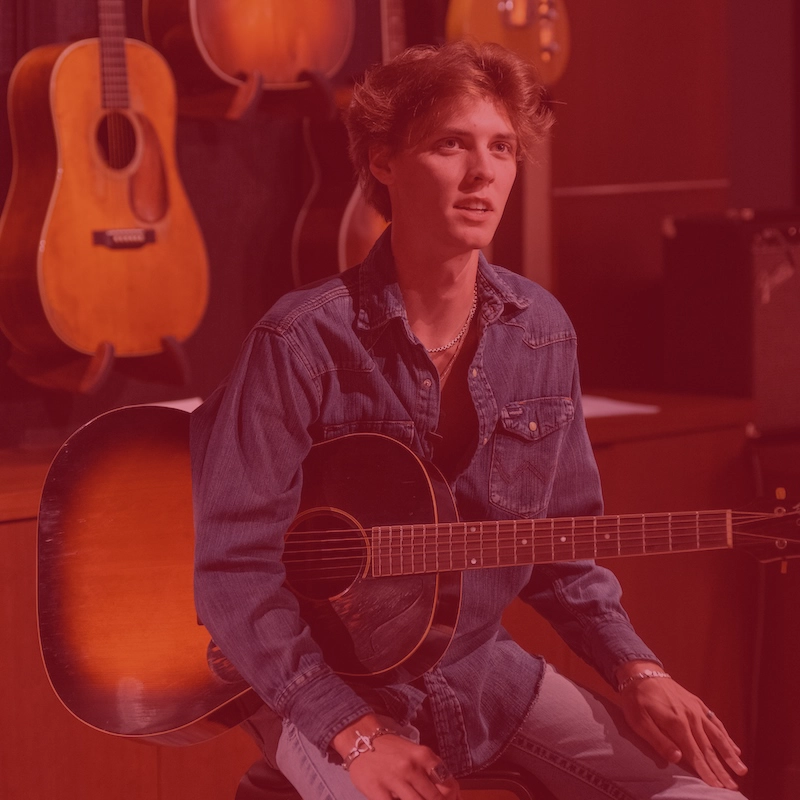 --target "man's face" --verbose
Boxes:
[371,95,519,259]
